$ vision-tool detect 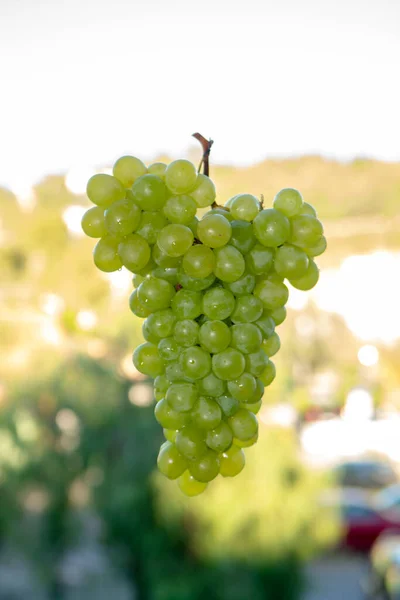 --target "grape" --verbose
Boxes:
[196,373,226,398]
[136,211,168,244]
[224,273,256,296]
[231,295,264,324]
[259,360,276,386]
[93,236,122,272]
[145,309,175,339]
[204,207,234,222]
[197,214,232,248]
[202,287,235,320]
[133,343,164,377]
[245,349,269,377]
[189,449,220,482]
[154,399,188,429]
[180,346,211,379]
[165,160,197,195]
[305,235,327,257]
[142,320,160,343]
[113,155,147,187]
[166,382,198,412]
[212,348,245,380]
[274,244,309,279]
[163,195,197,224]
[220,445,245,477]
[178,471,208,496]
[189,173,216,207]
[206,422,233,452]
[81,206,107,238]
[132,274,145,288]
[177,270,215,291]
[118,234,151,273]
[182,245,215,278]
[253,209,290,247]
[213,246,245,283]
[224,195,238,208]
[242,399,262,414]
[230,194,260,221]
[228,409,258,441]
[173,319,200,347]
[227,373,257,402]
[163,428,178,442]
[216,394,240,417]
[262,332,281,357]
[154,375,169,401]
[255,312,275,338]
[186,216,199,236]
[137,277,175,311]
[157,442,187,479]
[235,432,258,448]
[229,220,256,253]
[230,323,262,354]
[246,244,274,276]
[105,198,142,237]
[151,267,179,286]
[148,162,167,179]
[171,289,202,319]
[254,378,265,401]
[273,188,303,217]
[289,258,319,290]
[87,174,126,208]
[158,337,181,361]
[176,426,207,460]
[192,396,222,430]
[299,202,317,217]
[268,306,287,326]
[157,224,194,258]
[131,174,167,211]
[129,289,152,318]
[254,277,289,310]
[165,362,193,383]
[152,244,182,268]
[199,320,231,354]
[290,215,324,248]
